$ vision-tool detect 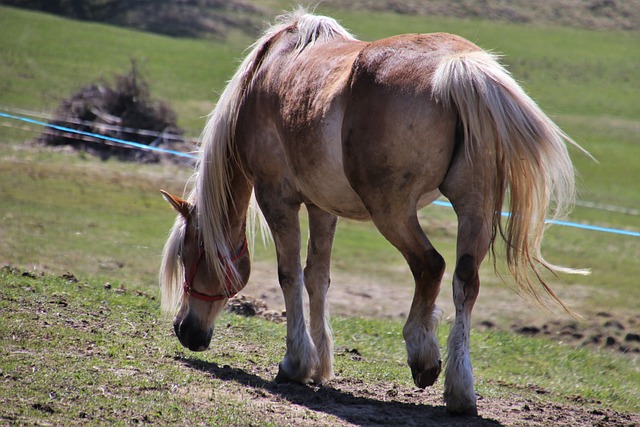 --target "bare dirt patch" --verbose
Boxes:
[239,261,640,359]
[506,312,640,356]
[223,262,640,425]
[177,353,639,426]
